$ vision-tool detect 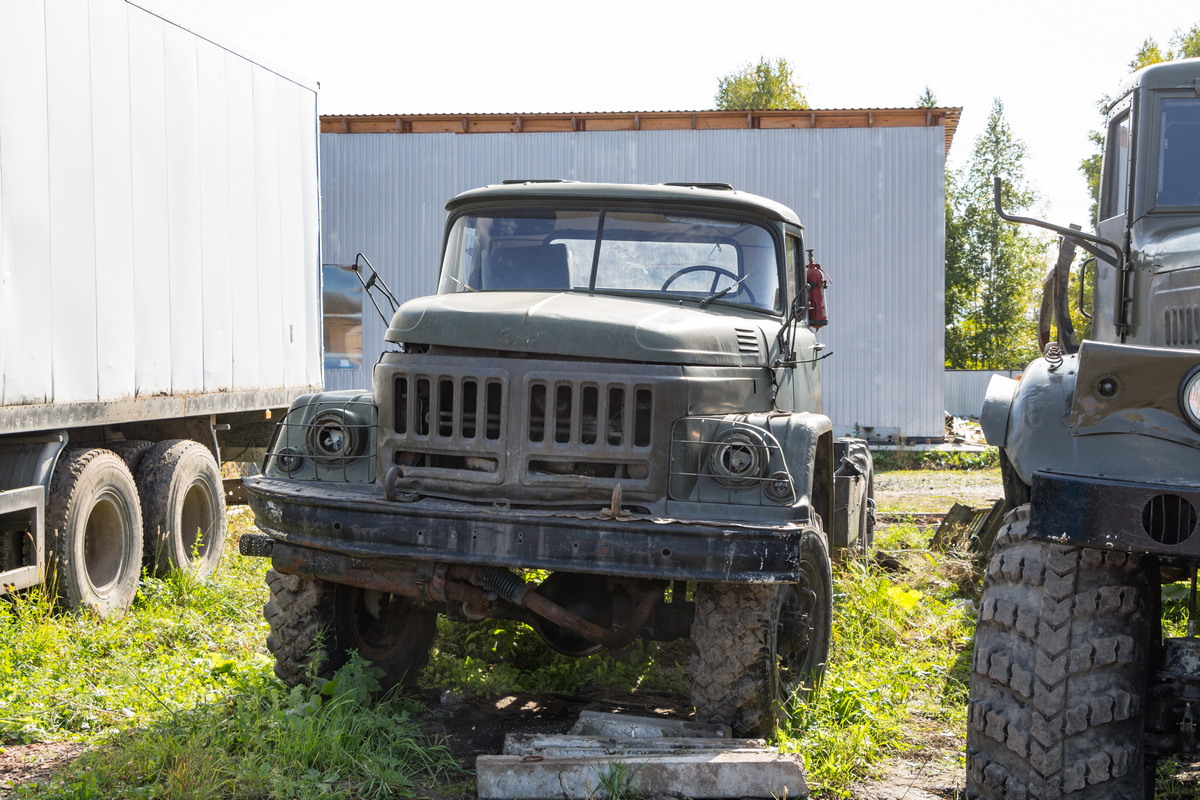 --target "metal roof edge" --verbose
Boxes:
[319,107,963,156]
